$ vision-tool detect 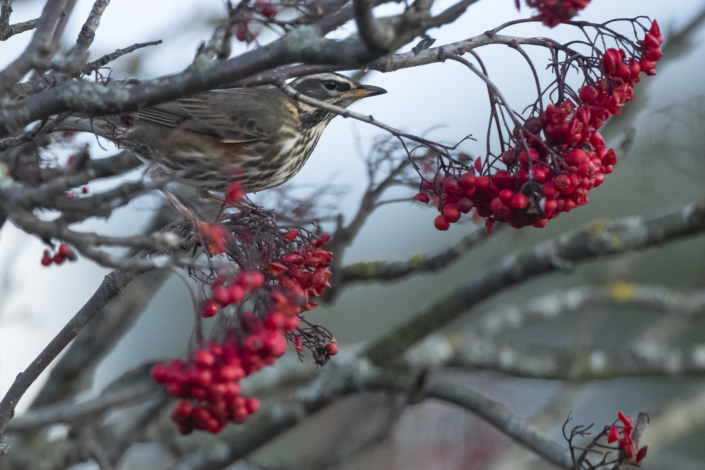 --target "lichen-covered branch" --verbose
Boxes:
[0,0,476,137]
[167,361,570,470]
[0,0,39,41]
[7,381,157,431]
[339,223,500,285]
[0,0,67,94]
[68,0,111,62]
[364,200,705,365]
[408,334,705,380]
